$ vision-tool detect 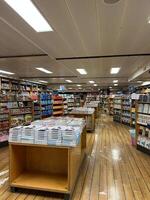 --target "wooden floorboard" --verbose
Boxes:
[0,114,149,200]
